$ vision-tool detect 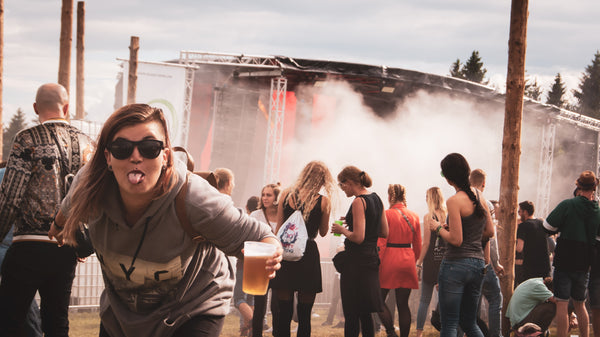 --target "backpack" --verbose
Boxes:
[48,125,95,259]
[276,208,309,261]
